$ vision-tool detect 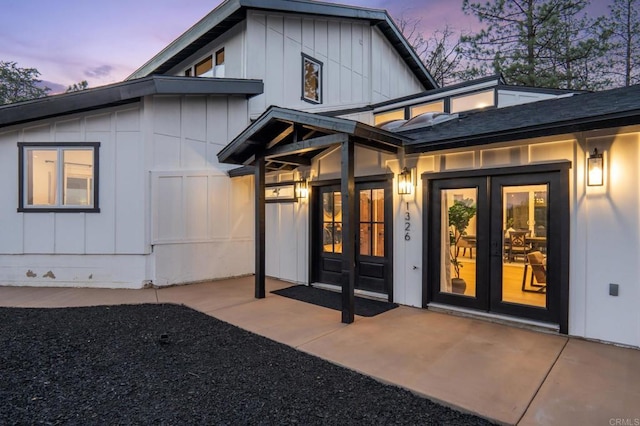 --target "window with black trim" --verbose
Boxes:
[302,53,322,104]
[18,142,100,212]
